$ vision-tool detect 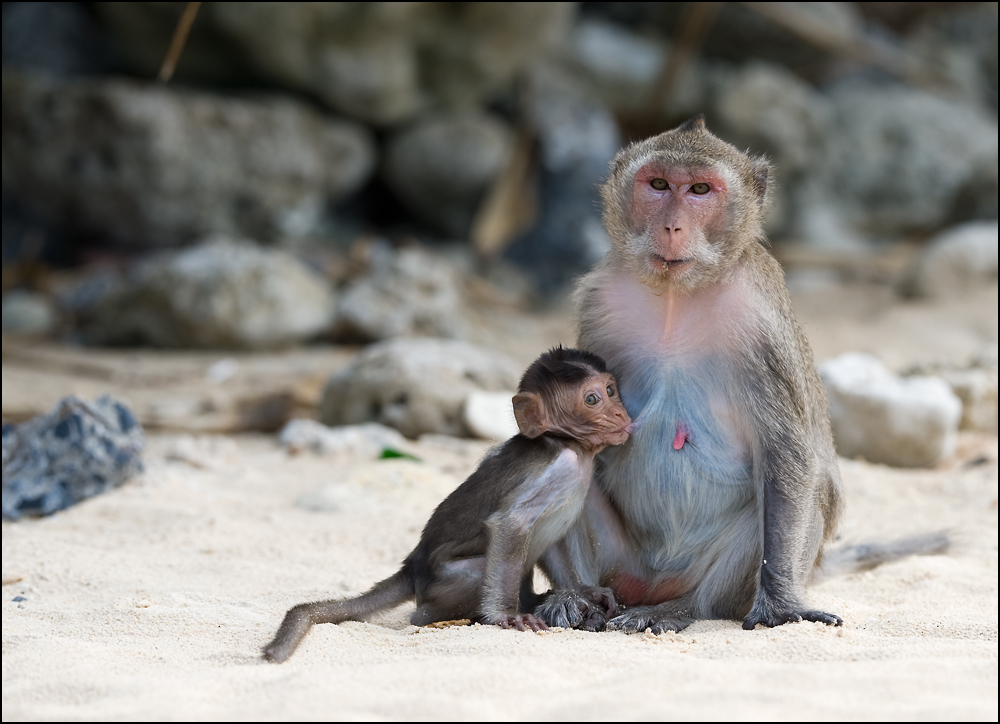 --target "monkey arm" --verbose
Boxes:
[479,448,588,629]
